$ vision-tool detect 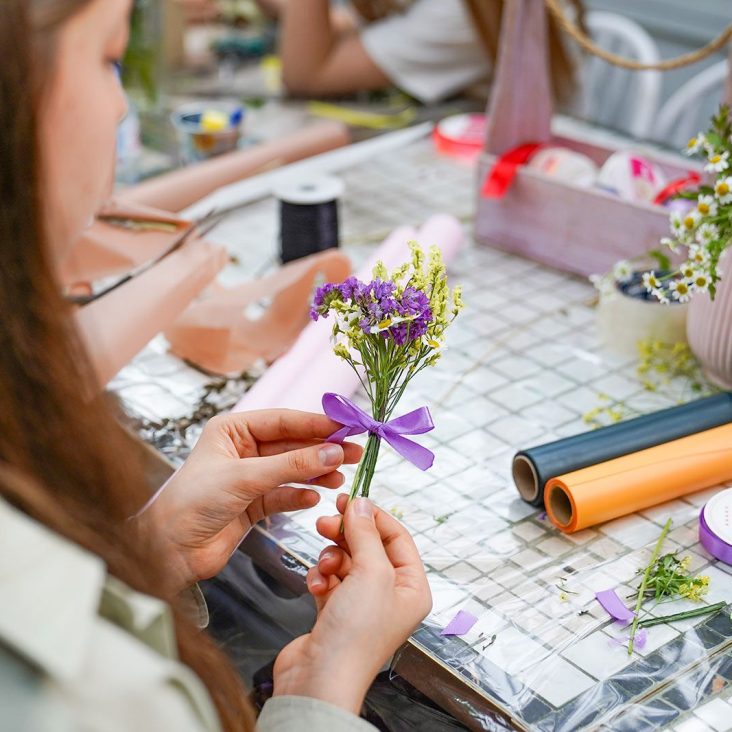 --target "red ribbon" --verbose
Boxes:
[652,172,701,205]
[481,142,543,198]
